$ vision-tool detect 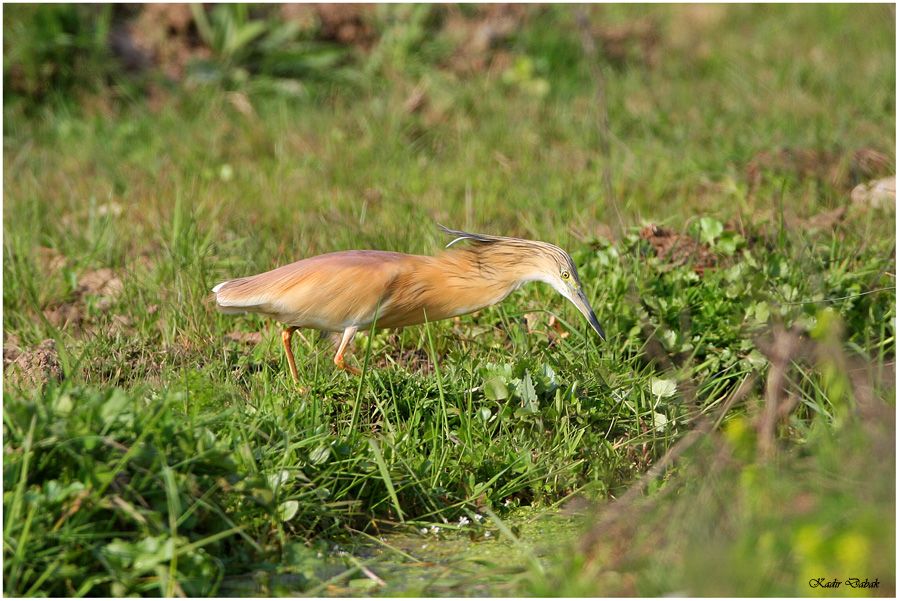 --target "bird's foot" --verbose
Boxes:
[335,357,362,375]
